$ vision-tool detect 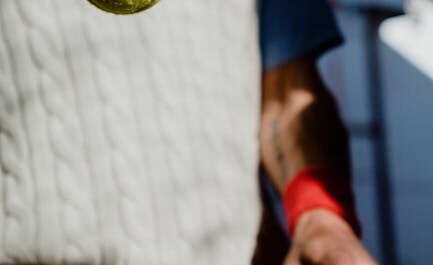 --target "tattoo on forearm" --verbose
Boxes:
[271,120,289,183]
